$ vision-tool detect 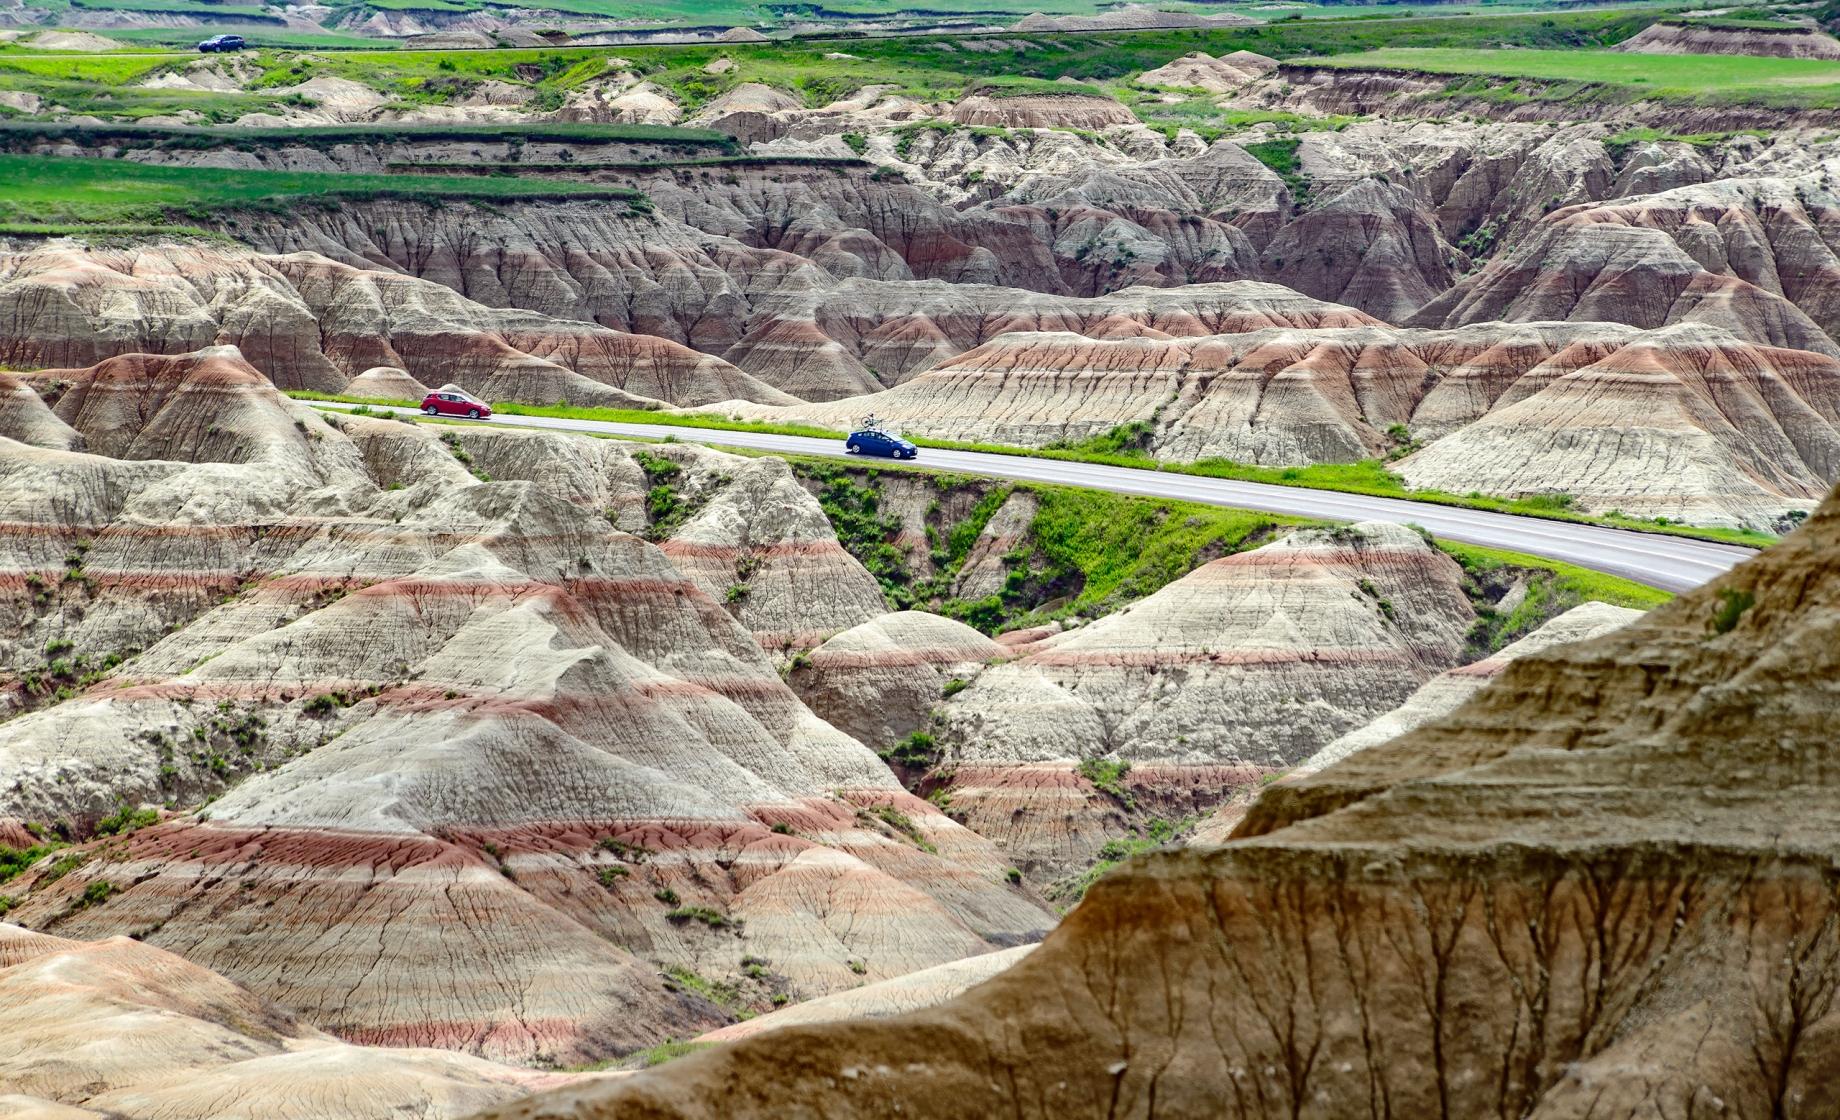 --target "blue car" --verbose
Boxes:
[846,421,917,460]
